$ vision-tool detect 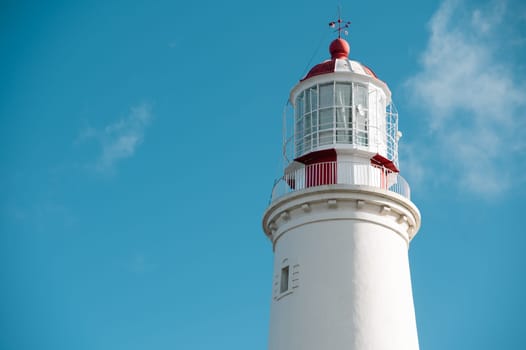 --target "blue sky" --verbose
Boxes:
[1,0,525,349]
